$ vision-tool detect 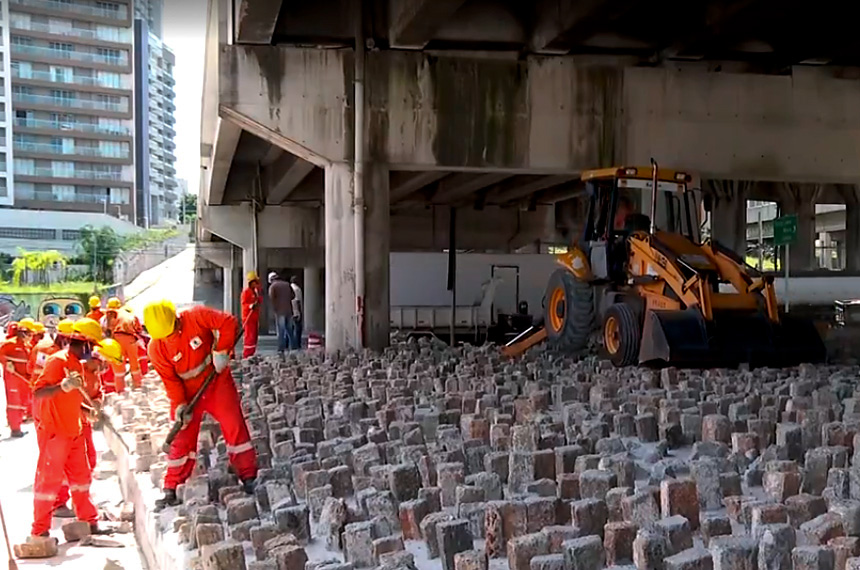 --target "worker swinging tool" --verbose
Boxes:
[144,299,257,510]
[0,318,35,436]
